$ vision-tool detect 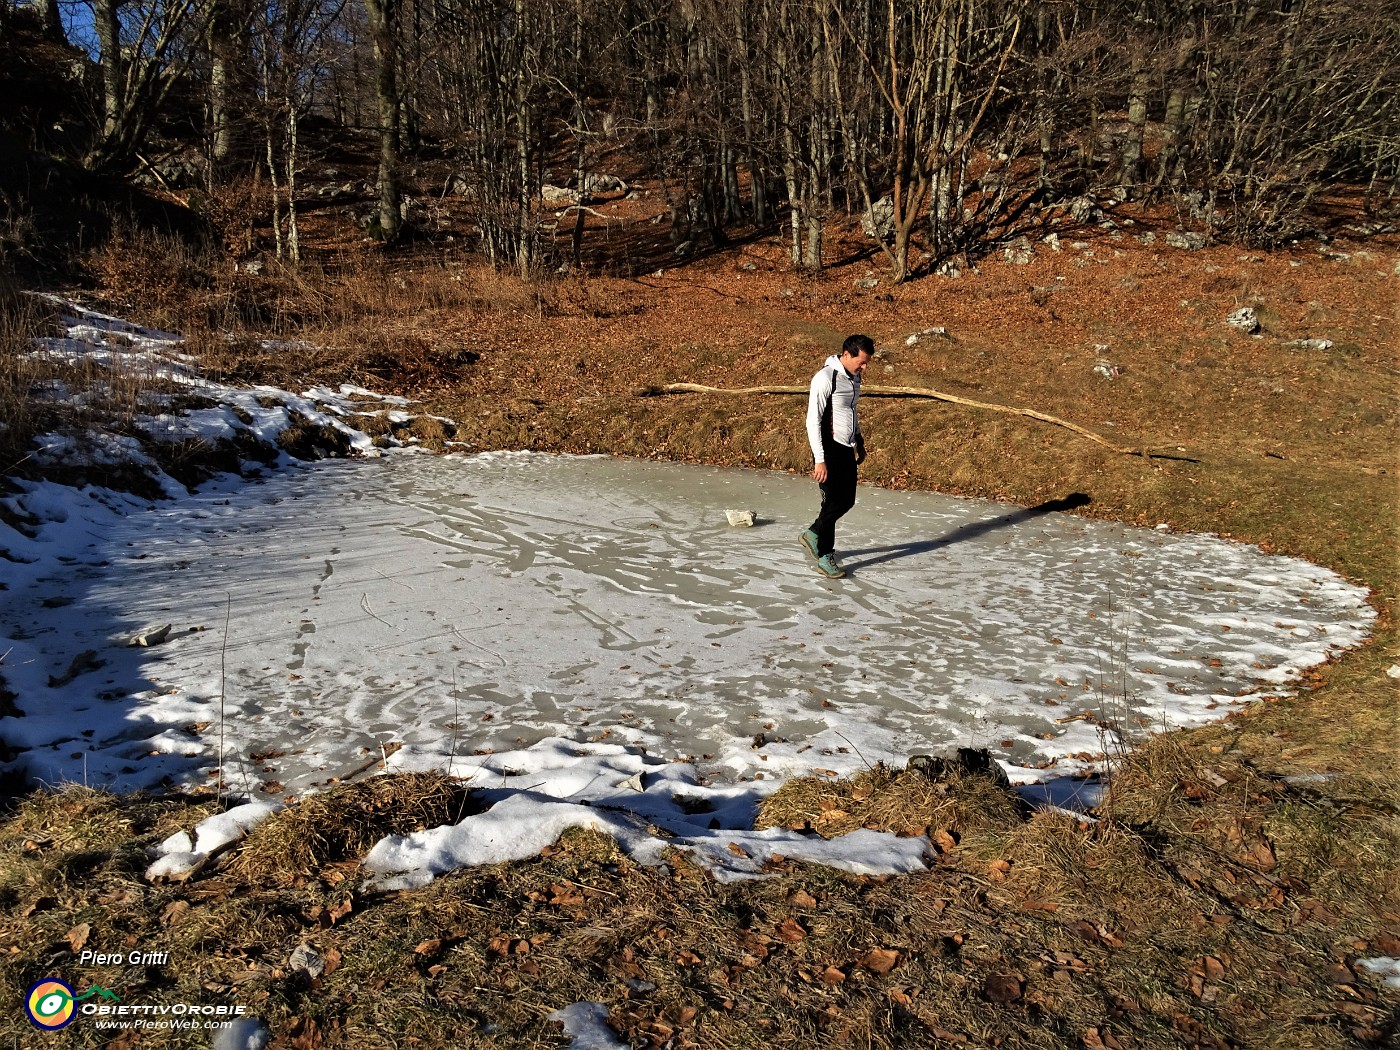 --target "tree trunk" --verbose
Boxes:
[363,0,403,243]
[1119,41,1149,196]
[513,0,533,275]
[94,0,124,145]
[36,0,66,42]
[207,0,247,172]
